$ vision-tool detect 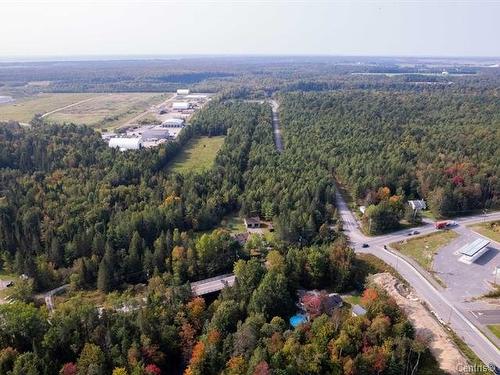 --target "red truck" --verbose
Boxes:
[435,221,448,229]
[435,220,457,229]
